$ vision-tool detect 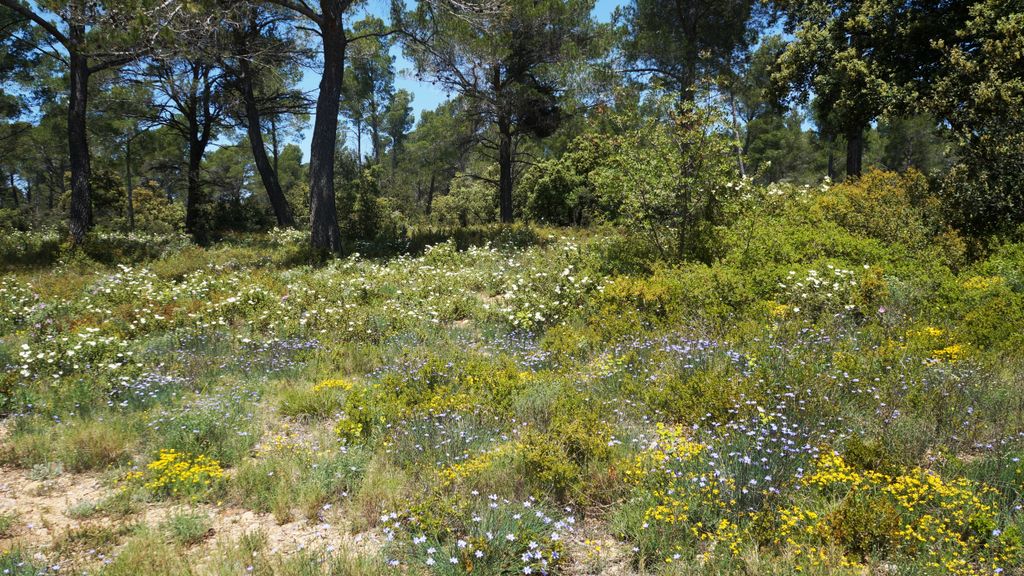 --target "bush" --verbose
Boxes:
[431,174,497,227]
[0,229,61,268]
[814,169,934,248]
[588,100,738,262]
